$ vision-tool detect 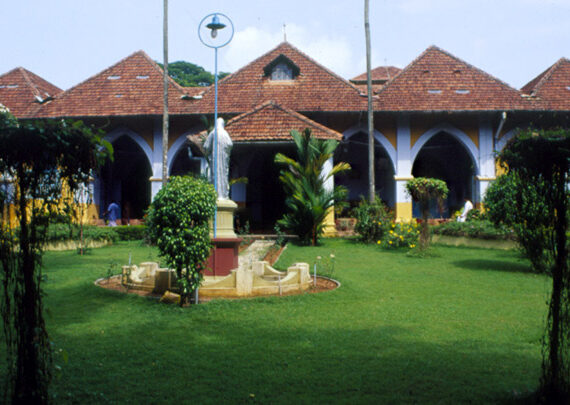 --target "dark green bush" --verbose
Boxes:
[431,219,514,240]
[111,225,147,241]
[352,197,392,243]
[43,224,118,243]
